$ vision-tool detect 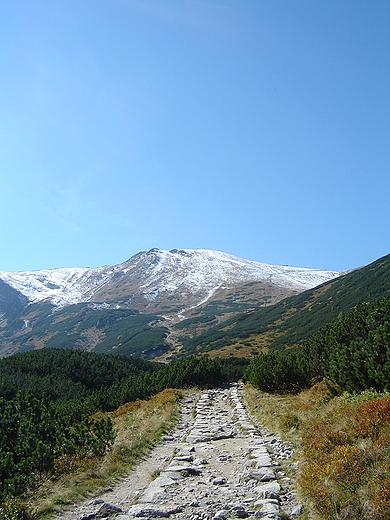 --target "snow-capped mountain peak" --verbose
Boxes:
[0,249,341,311]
